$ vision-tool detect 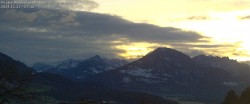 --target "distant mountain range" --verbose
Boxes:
[1,47,250,103]
[32,55,128,80]
[0,52,33,103]
[0,52,33,82]
[0,51,179,104]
